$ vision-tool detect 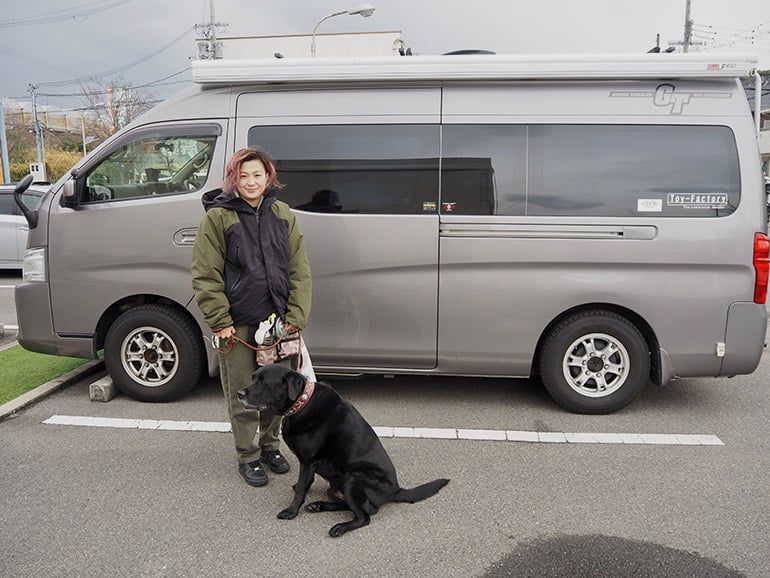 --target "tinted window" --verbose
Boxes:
[0,194,15,216]
[528,125,739,217]
[441,124,740,217]
[248,125,440,214]
[441,125,527,215]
